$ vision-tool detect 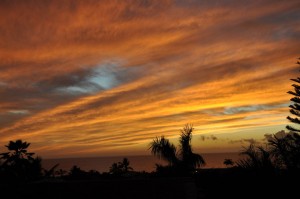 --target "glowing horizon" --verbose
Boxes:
[0,0,300,158]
